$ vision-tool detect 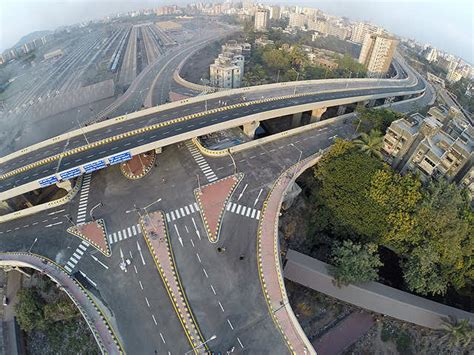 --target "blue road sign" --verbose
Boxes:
[83,160,106,173]
[38,175,59,187]
[108,151,132,165]
[59,167,82,180]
